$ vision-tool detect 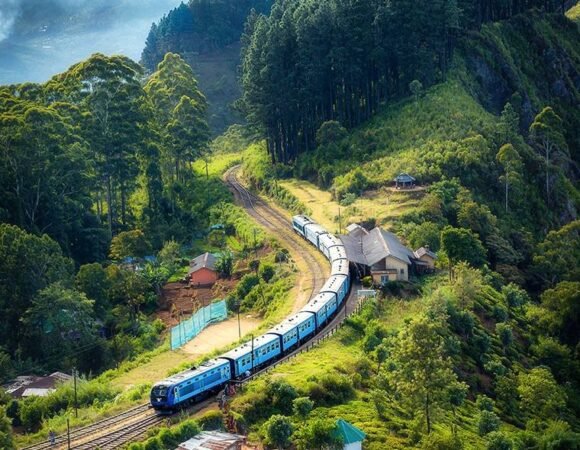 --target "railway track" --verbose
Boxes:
[20,404,152,450]
[19,167,357,450]
[224,165,328,303]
